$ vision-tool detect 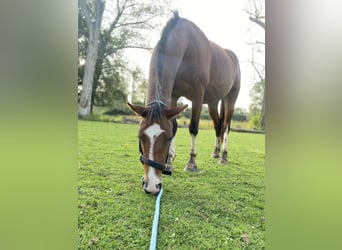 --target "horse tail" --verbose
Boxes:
[155,11,180,100]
